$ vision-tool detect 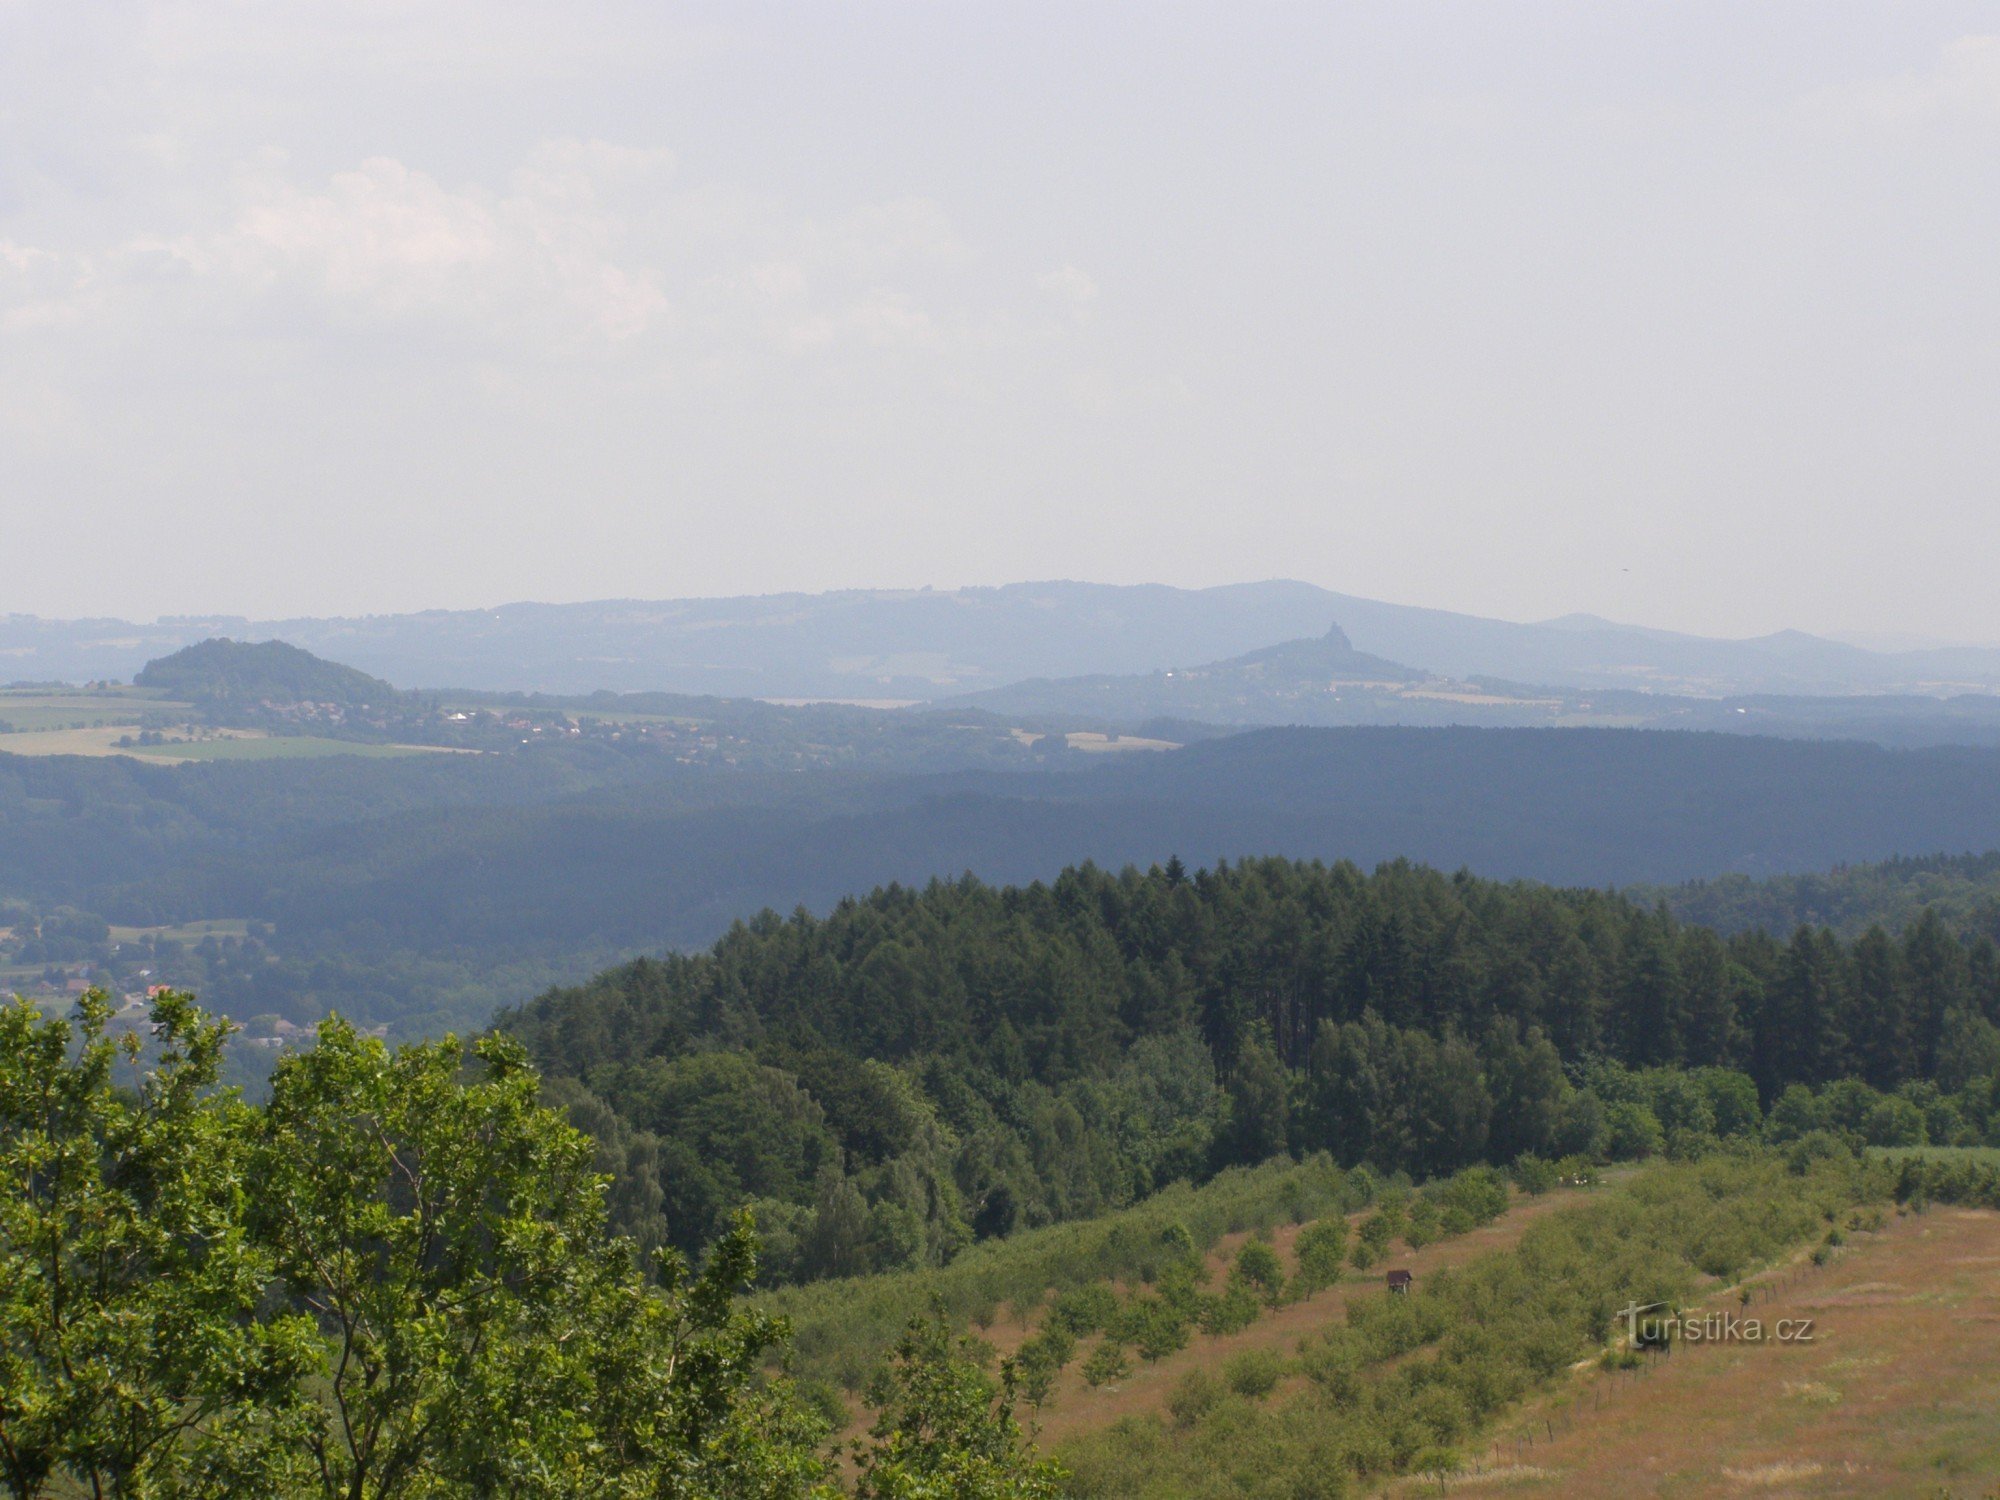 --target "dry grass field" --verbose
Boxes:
[0,724,442,761]
[1409,1205,2000,1498]
[0,724,276,759]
